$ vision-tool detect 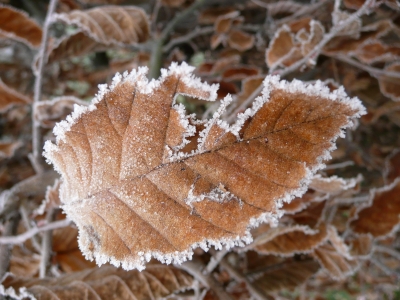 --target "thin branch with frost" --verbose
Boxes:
[149,0,208,79]
[0,214,20,279]
[326,53,400,79]
[204,248,229,274]
[219,257,267,300]
[163,26,214,52]
[0,218,71,245]
[324,161,355,170]
[32,0,59,173]
[276,0,375,77]
[39,207,58,278]
[374,245,400,262]
[175,260,233,300]
[226,0,375,122]
[20,201,41,253]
